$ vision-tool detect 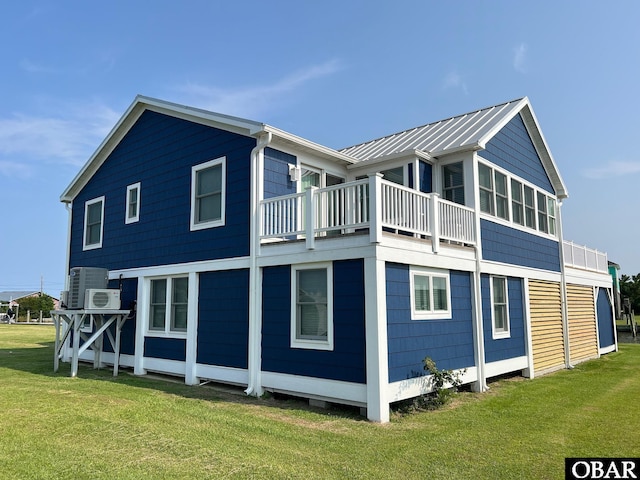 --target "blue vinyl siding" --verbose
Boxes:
[261,260,366,383]
[419,160,432,193]
[482,275,526,363]
[597,288,615,348]
[144,337,186,361]
[481,219,561,271]
[481,113,554,193]
[69,110,256,271]
[264,147,297,199]
[386,263,474,383]
[197,269,249,368]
